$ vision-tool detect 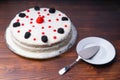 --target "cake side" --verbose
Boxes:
[11,30,72,52]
